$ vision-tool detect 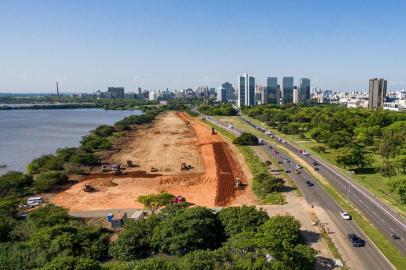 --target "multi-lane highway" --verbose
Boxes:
[237,115,406,256]
[201,114,396,270]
